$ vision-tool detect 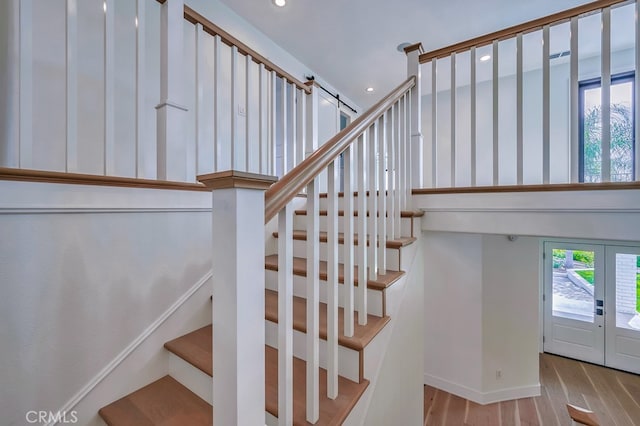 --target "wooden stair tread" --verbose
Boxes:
[273,230,416,249]
[265,346,369,425]
[164,325,212,377]
[294,209,424,218]
[265,255,405,290]
[98,375,212,426]
[265,289,390,351]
